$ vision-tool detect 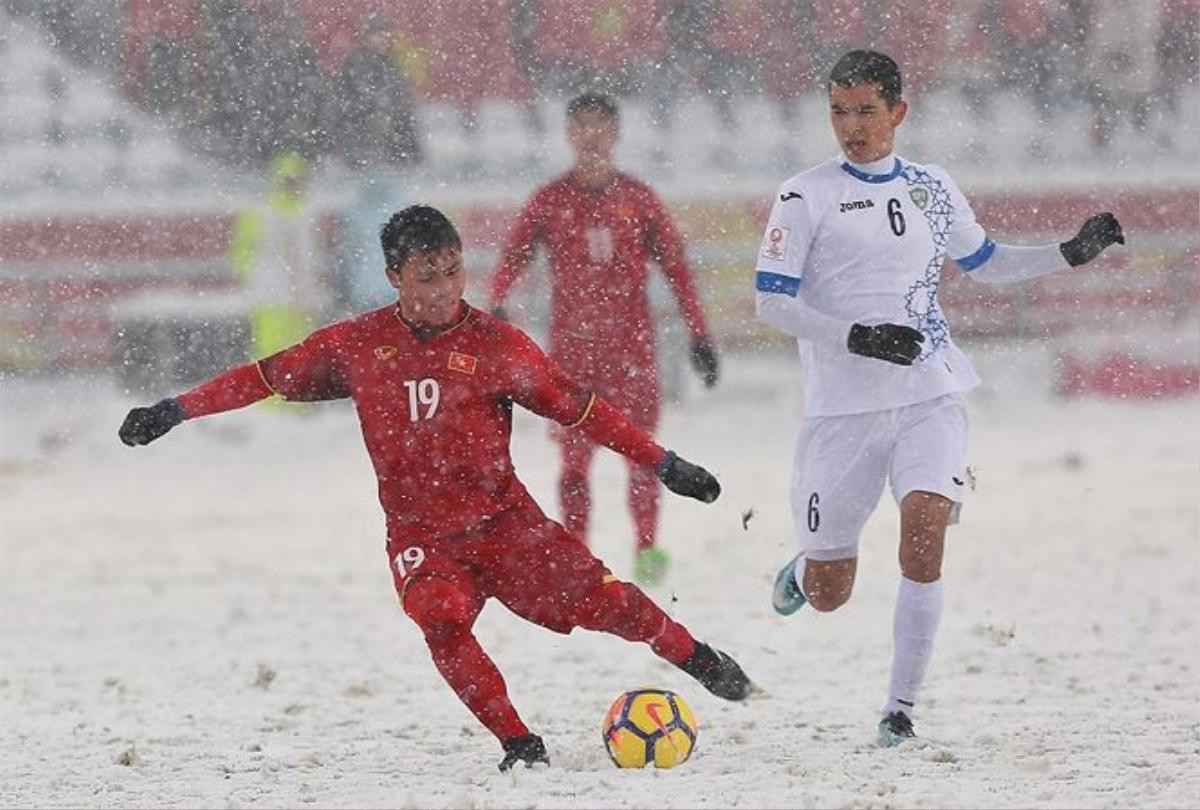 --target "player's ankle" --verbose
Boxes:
[883,697,915,717]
